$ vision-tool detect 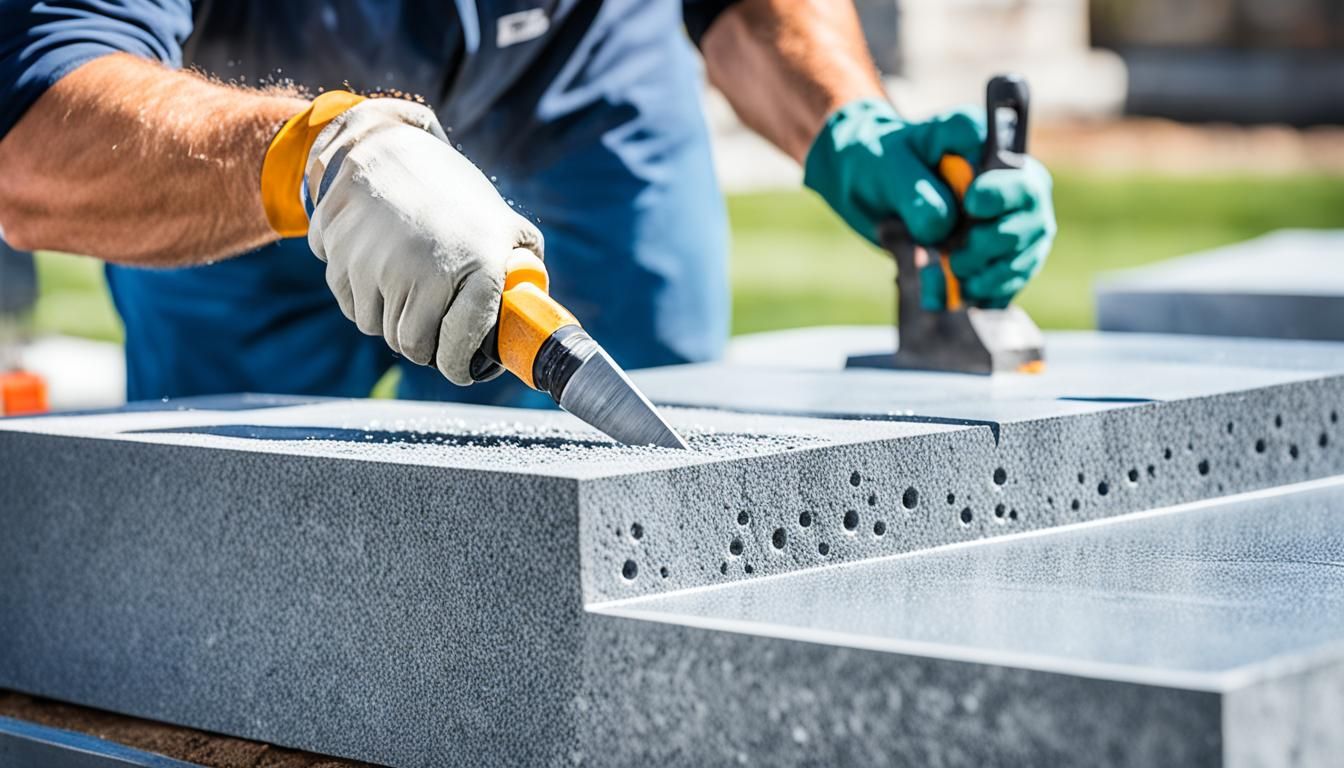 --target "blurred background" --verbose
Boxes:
[5,0,1344,409]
